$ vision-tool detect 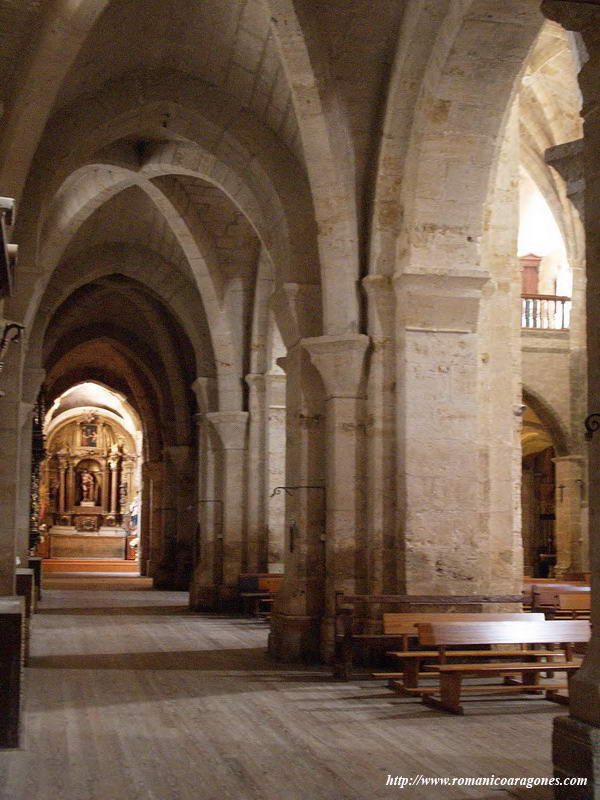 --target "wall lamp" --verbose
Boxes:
[270,485,325,497]
[0,323,25,396]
